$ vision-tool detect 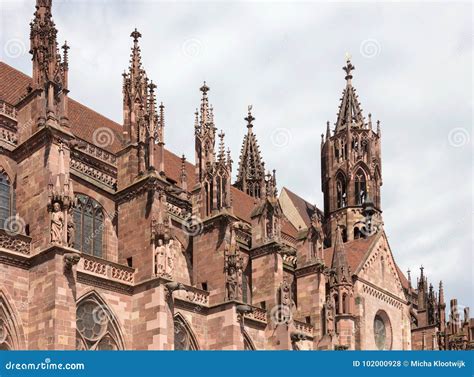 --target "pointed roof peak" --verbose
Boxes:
[334,56,365,132]
[332,225,351,284]
[235,105,266,197]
